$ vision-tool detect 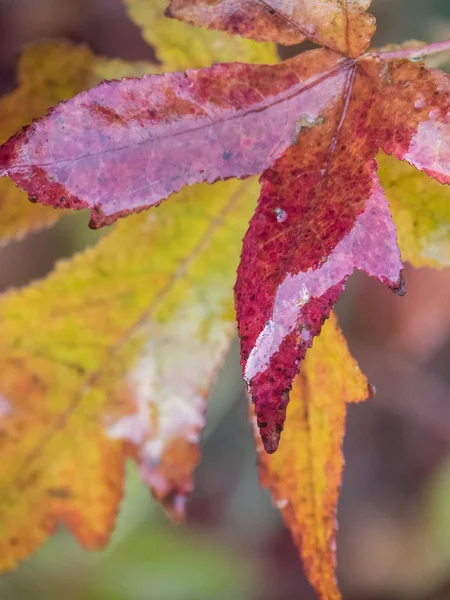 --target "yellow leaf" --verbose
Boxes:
[378,152,450,268]
[0,41,156,245]
[0,177,258,572]
[256,314,368,600]
[123,0,278,70]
